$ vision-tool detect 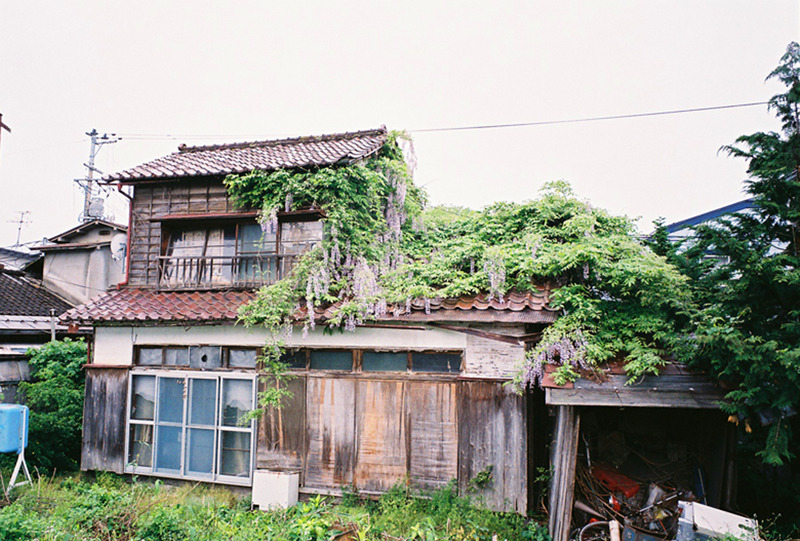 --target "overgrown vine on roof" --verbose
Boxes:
[225,131,690,394]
